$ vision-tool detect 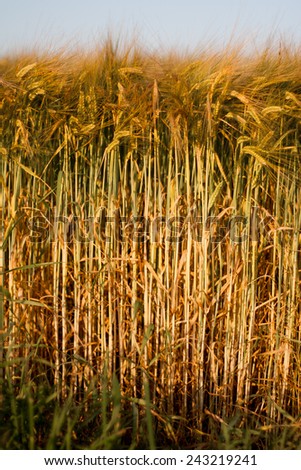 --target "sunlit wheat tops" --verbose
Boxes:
[1,41,301,442]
